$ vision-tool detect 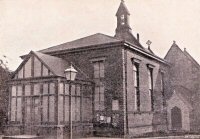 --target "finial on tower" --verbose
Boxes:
[121,0,125,2]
